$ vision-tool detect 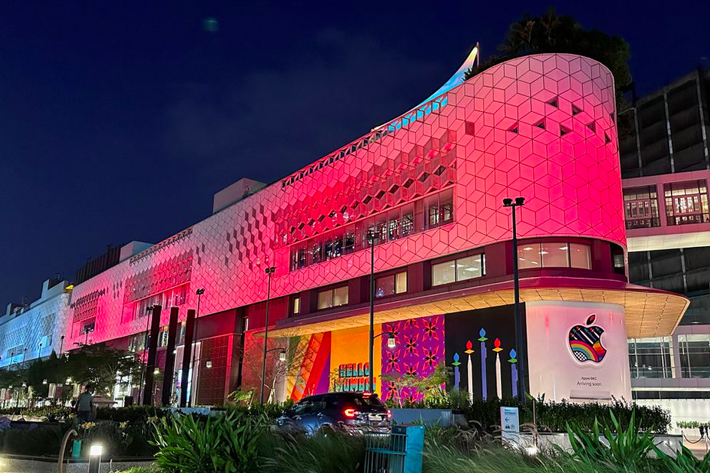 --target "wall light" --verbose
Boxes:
[42,379,48,385]
[205,360,213,369]
[278,350,287,362]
